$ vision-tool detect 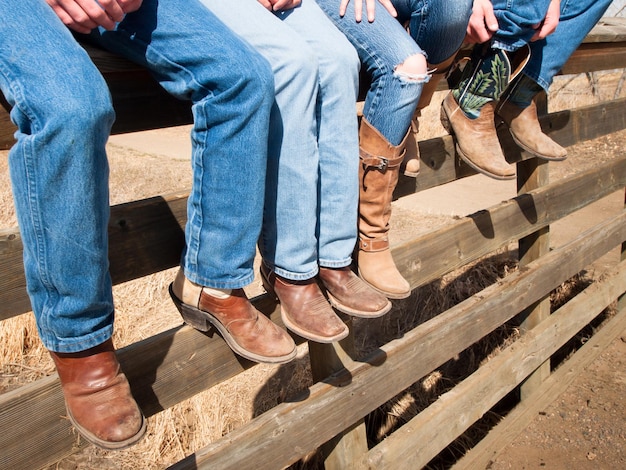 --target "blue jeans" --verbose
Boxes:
[524,0,613,91]
[203,0,361,280]
[316,0,472,145]
[0,0,273,352]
